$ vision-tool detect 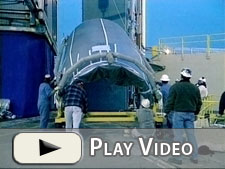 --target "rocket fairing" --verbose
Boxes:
[56,19,157,96]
